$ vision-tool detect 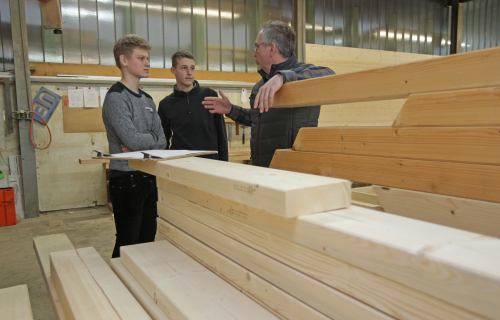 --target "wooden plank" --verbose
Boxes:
[40,0,62,28]
[33,234,75,320]
[76,247,151,320]
[62,96,106,133]
[392,87,500,127]
[120,241,280,320]
[29,62,261,83]
[158,189,486,320]
[156,219,329,320]
[110,258,171,320]
[157,203,392,320]
[130,157,350,218]
[271,47,500,108]
[269,149,500,204]
[0,285,33,320]
[50,249,121,320]
[352,186,380,206]
[156,178,500,319]
[373,186,500,238]
[292,126,500,166]
[79,158,110,164]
